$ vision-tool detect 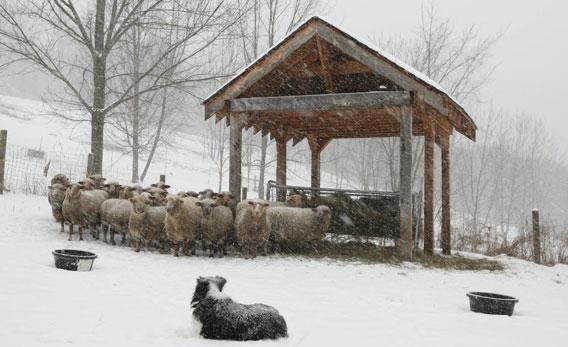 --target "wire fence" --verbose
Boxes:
[3,143,89,195]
